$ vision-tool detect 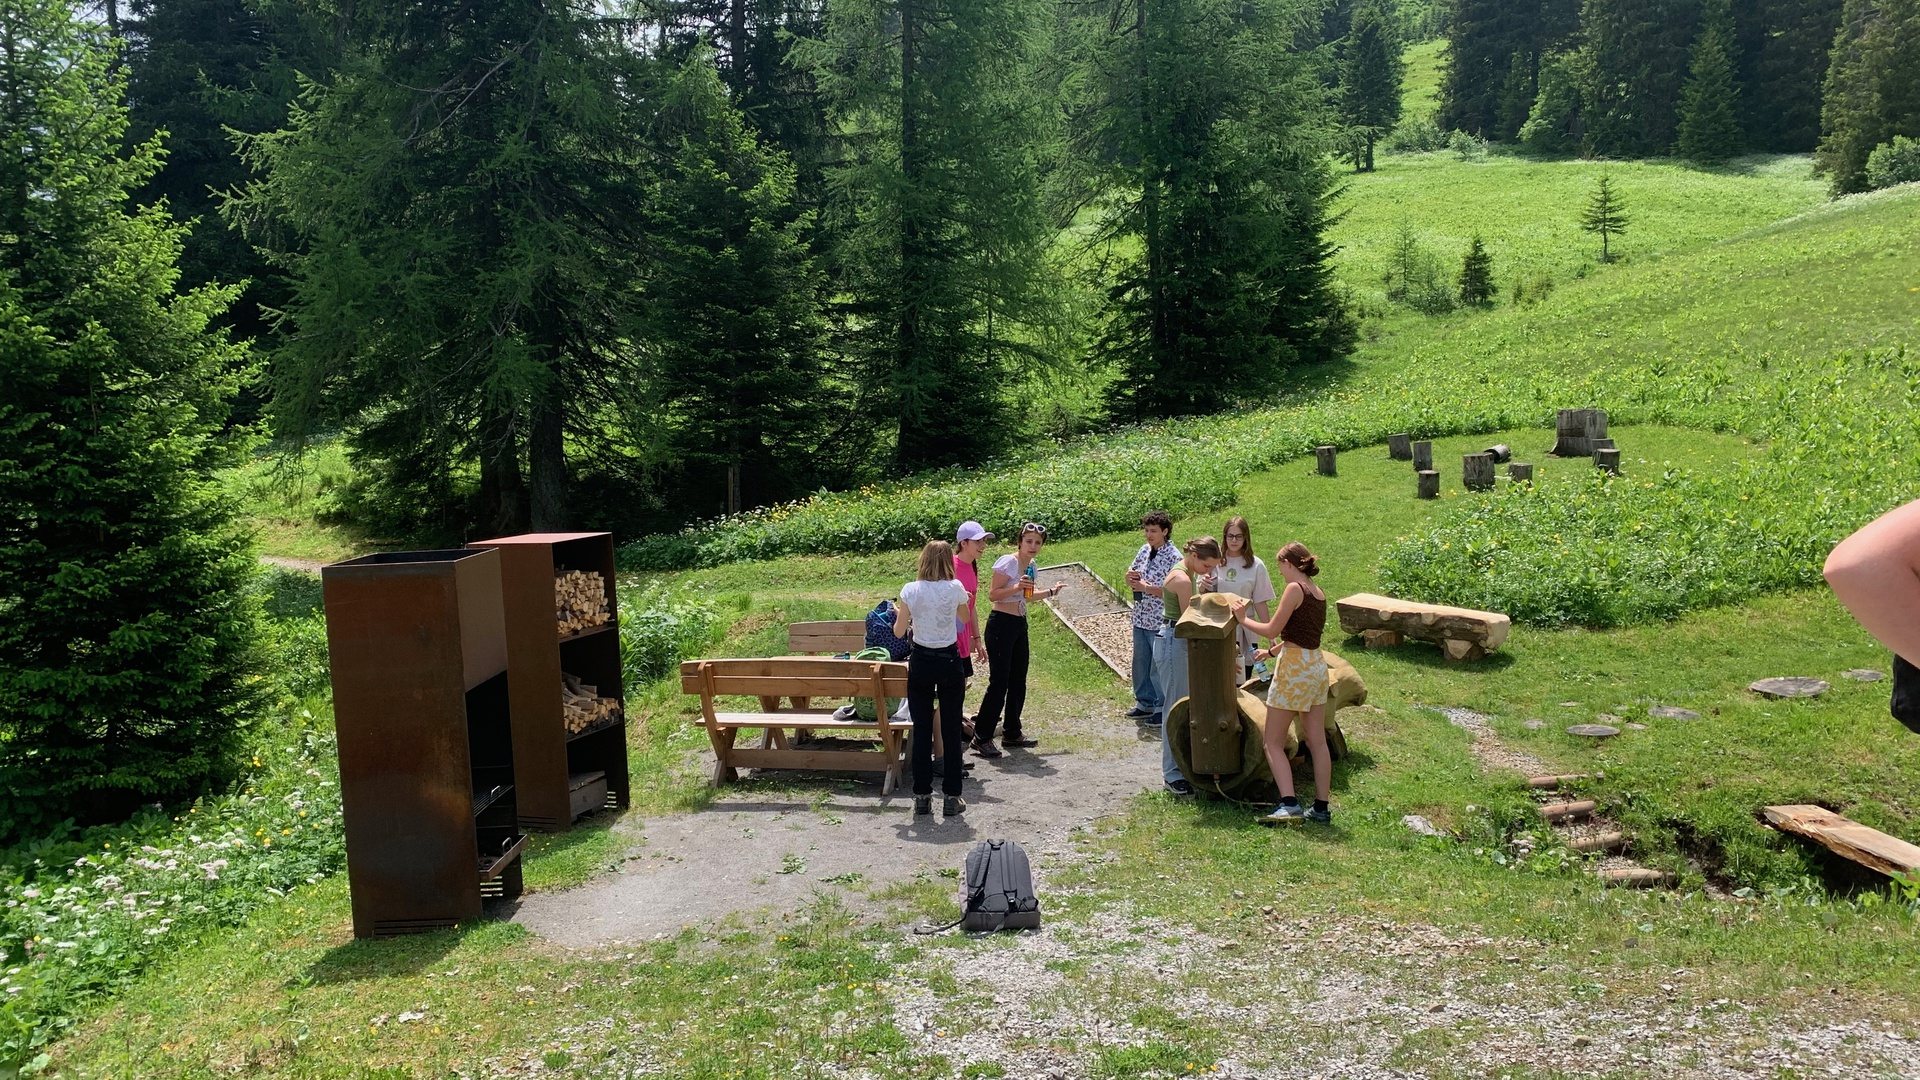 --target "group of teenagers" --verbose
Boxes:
[889,511,1338,827]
